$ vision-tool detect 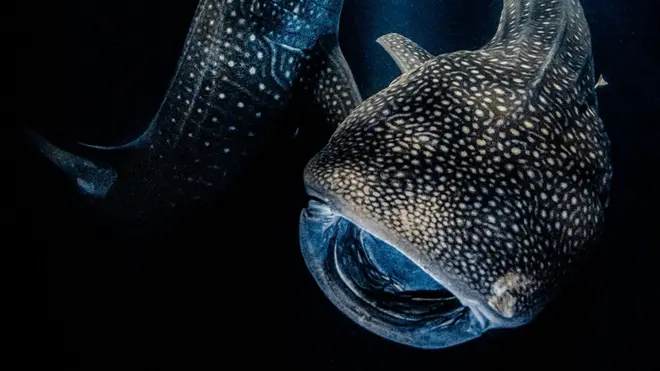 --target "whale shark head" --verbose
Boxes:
[300,0,612,349]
